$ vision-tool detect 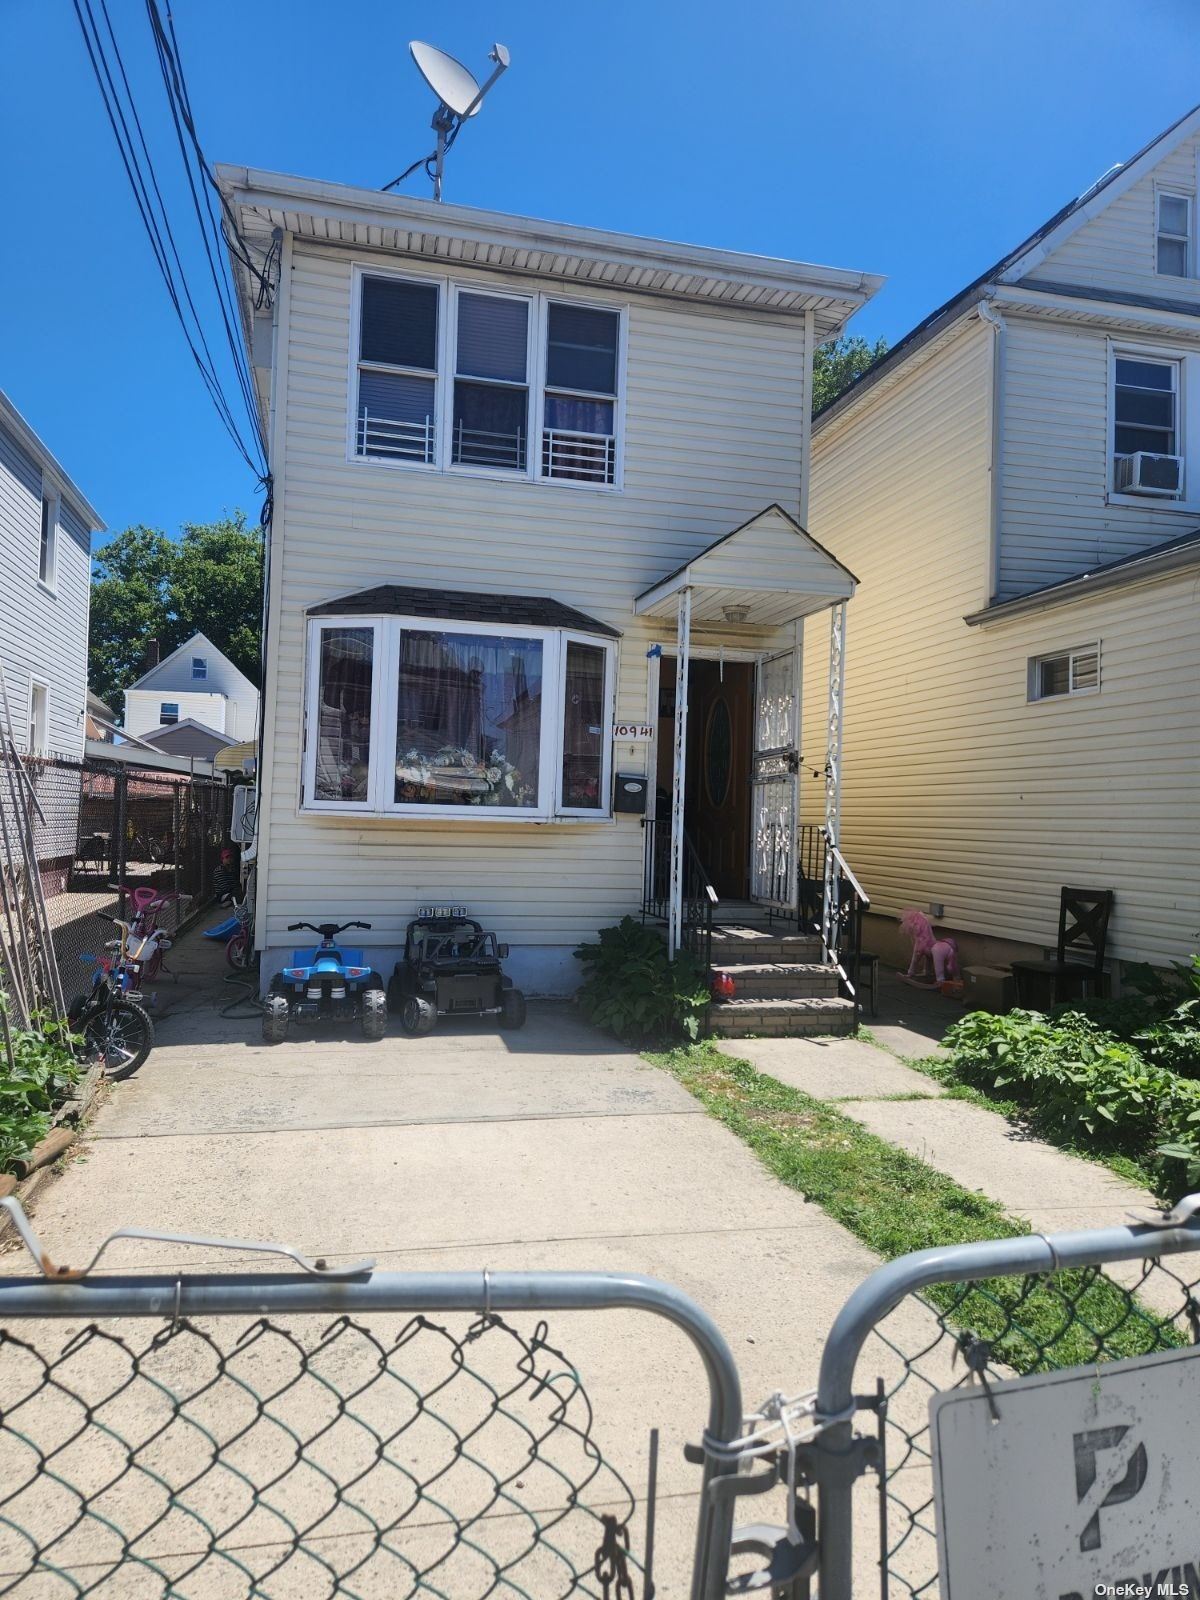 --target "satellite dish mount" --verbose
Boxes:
[393,40,511,201]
